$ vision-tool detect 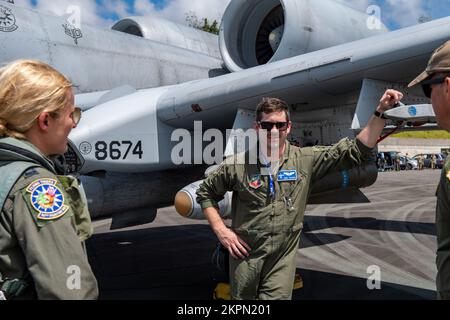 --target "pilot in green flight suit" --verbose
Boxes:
[407,40,450,300]
[197,93,400,300]
[0,60,98,300]
[435,158,450,299]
